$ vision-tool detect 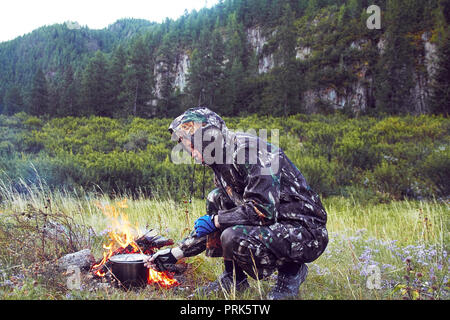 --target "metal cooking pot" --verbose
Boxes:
[109,253,149,289]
